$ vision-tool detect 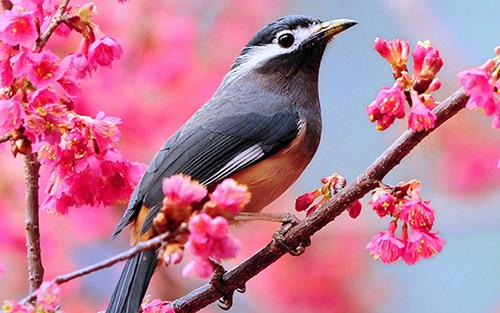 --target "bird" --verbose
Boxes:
[106,15,356,313]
